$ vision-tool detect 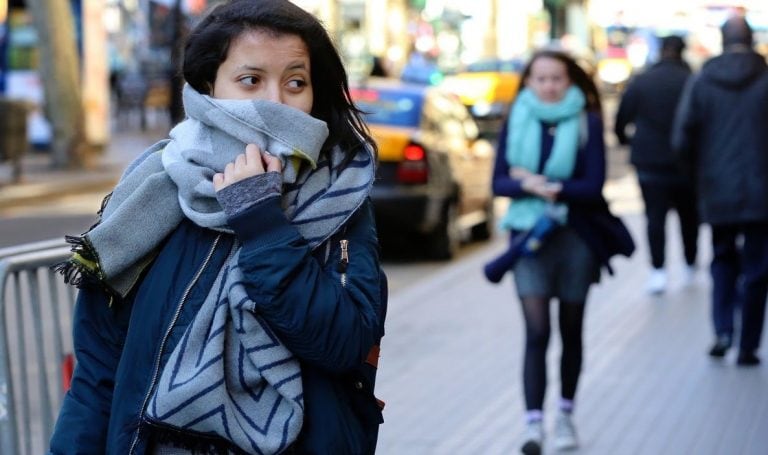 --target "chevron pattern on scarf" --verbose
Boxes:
[147,250,304,454]
[284,148,374,246]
